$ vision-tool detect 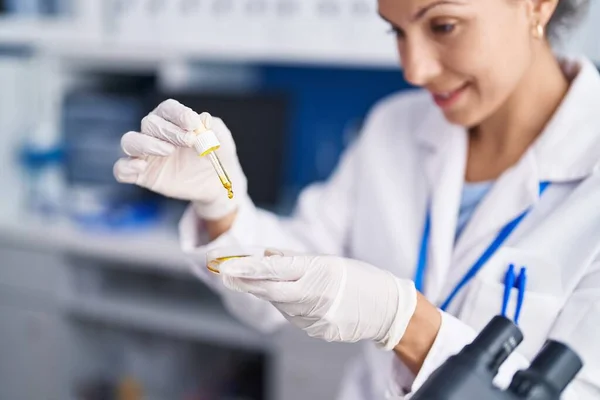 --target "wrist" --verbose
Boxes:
[377,277,418,350]
[202,209,238,240]
[393,292,442,375]
[192,197,240,241]
[192,194,240,220]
